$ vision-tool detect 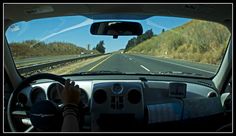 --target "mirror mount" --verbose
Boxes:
[113,35,118,39]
